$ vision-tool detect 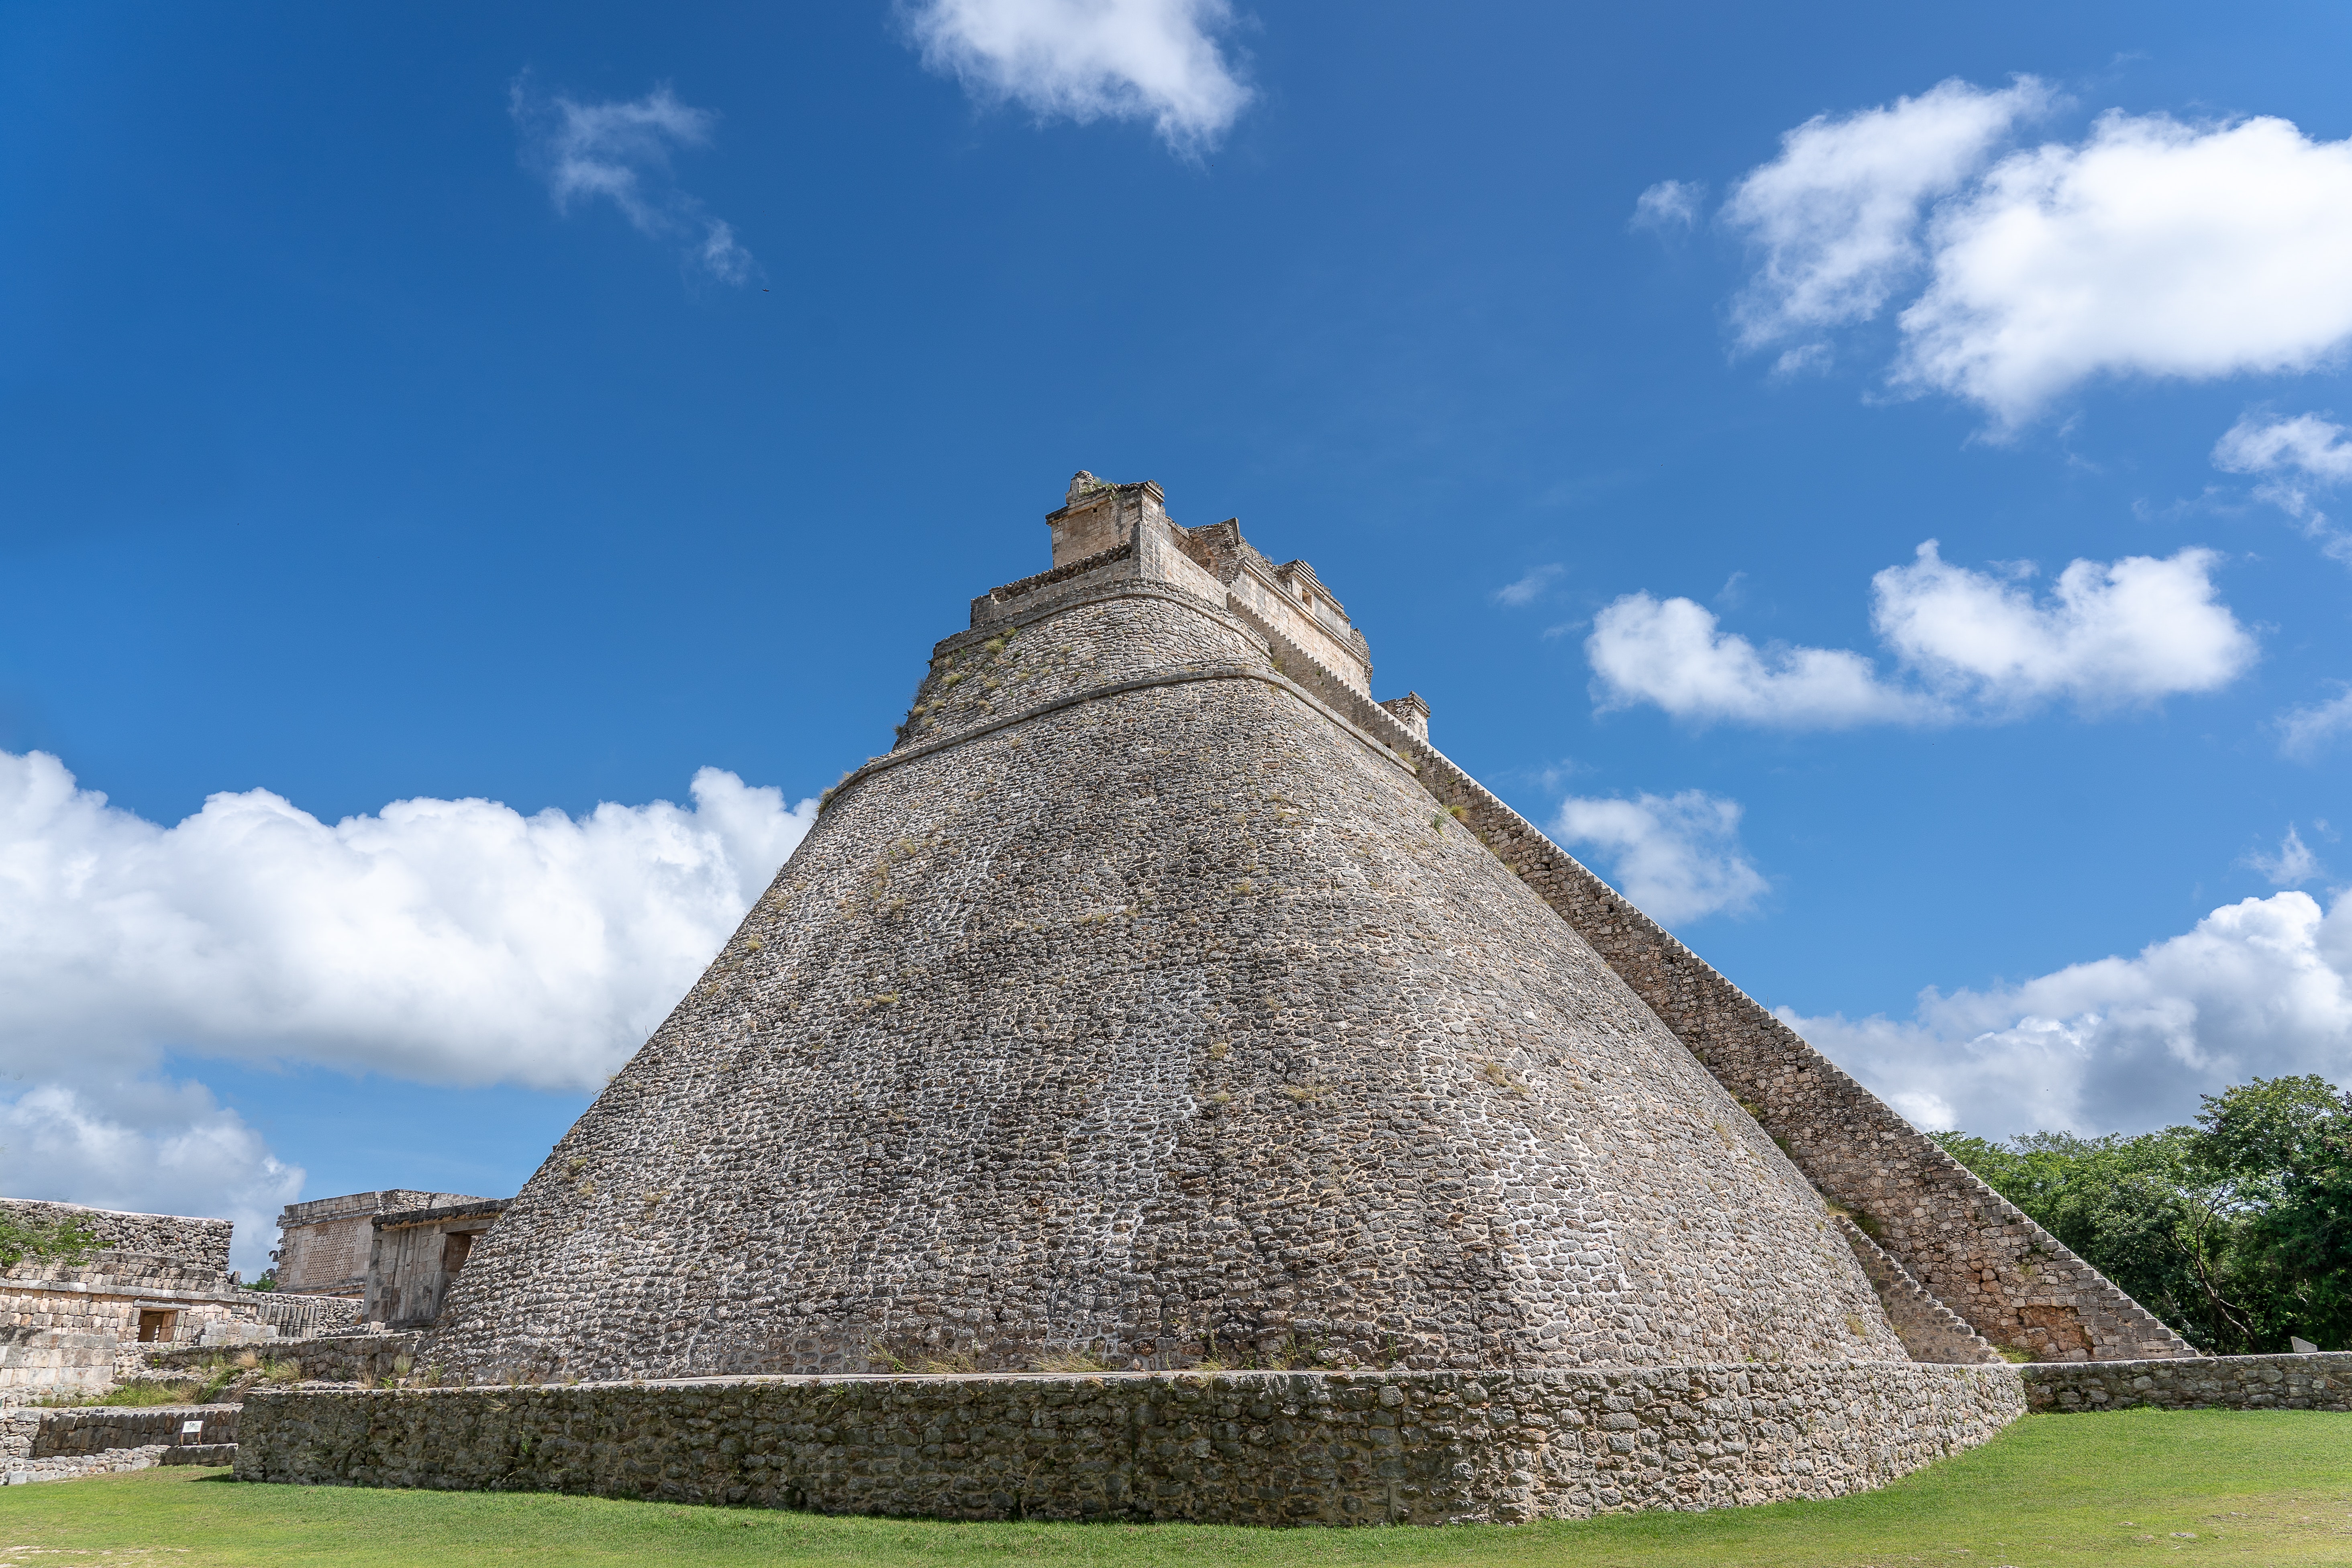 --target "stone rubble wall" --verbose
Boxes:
[0,1199,232,1272]
[0,1403,237,1461]
[2024,1353,2352,1413]
[1224,599,2193,1365]
[143,1332,423,1384]
[1832,1218,2002,1365]
[236,1364,2022,1525]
